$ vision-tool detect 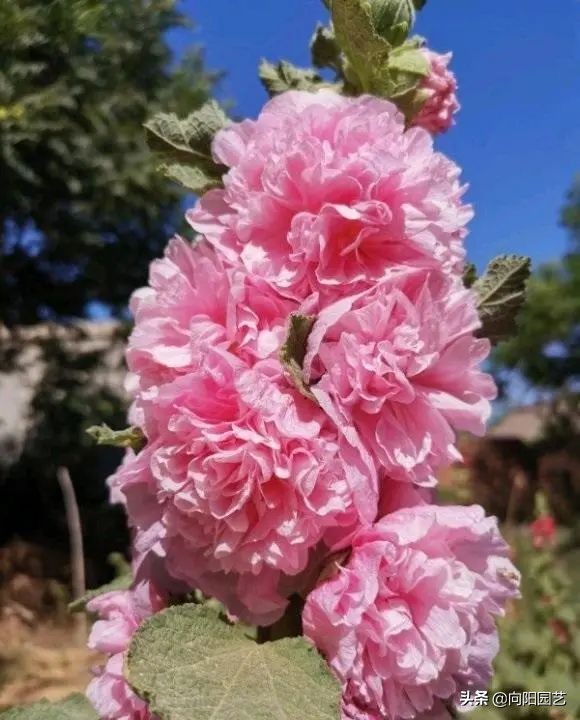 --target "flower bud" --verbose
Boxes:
[367,0,417,46]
